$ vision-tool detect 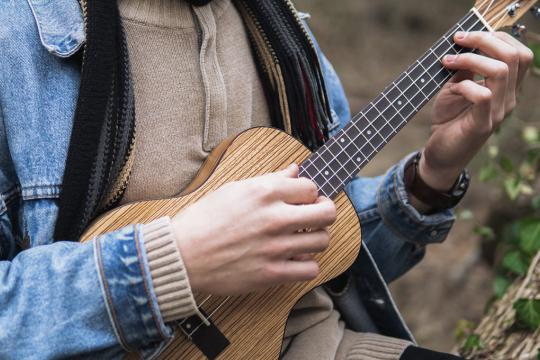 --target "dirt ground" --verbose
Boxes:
[295,0,540,352]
